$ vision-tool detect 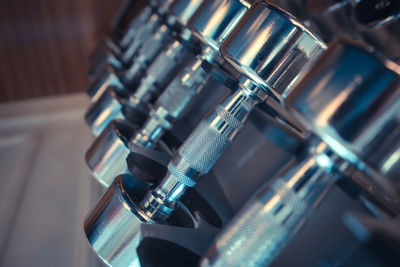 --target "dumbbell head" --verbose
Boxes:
[220,1,326,102]
[200,40,400,267]
[85,116,175,187]
[85,0,211,136]
[168,0,204,28]
[188,0,251,51]
[85,87,126,136]
[85,87,148,137]
[137,1,328,224]
[84,174,151,266]
[286,39,400,194]
[88,0,202,99]
[84,174,198,266]
[85,120,135,187]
